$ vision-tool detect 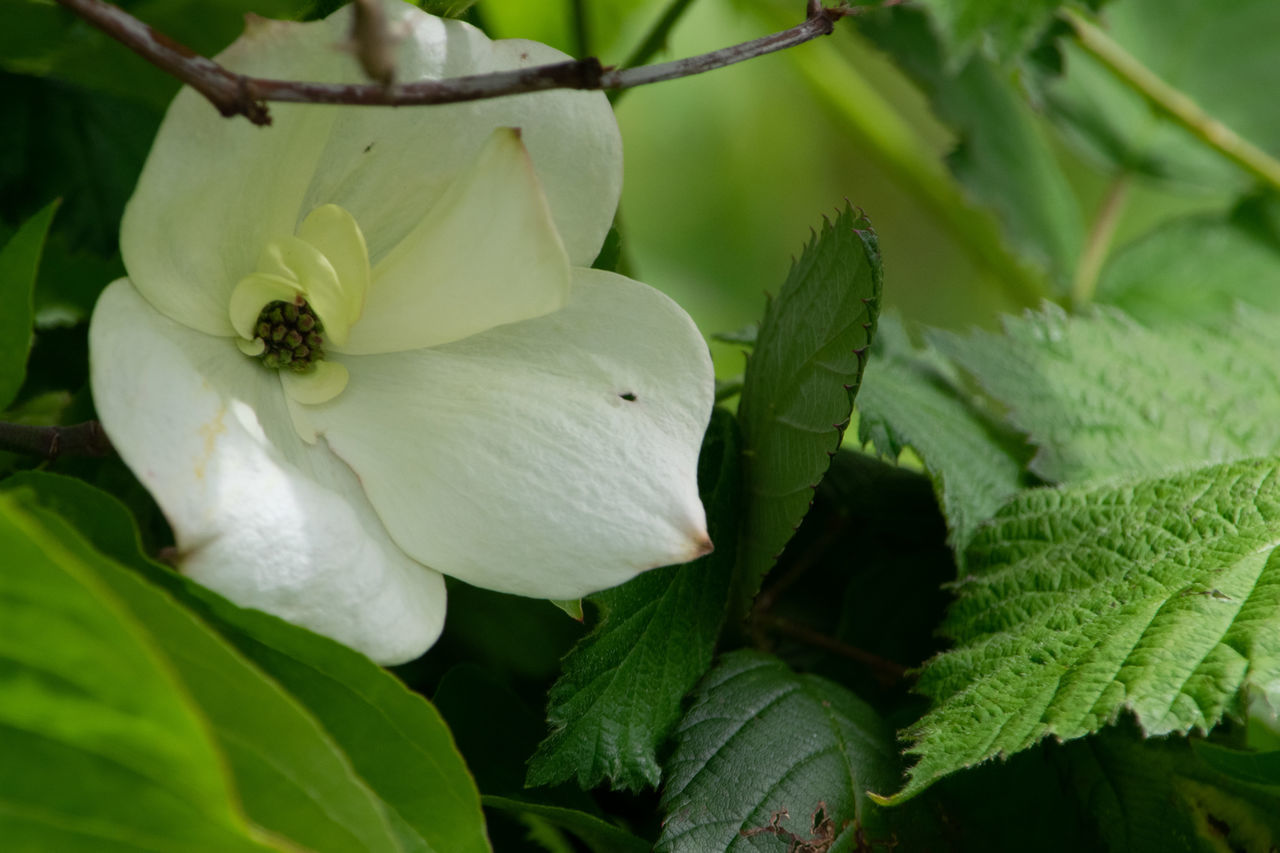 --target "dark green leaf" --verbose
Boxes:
[0,493,276,853]
[527,409,740,791]
[861,6,1082,286]
[1095,194,1280,326]
[1193,742,1280,789]
[657,650,902,852]
[6,472,490,853]
[734,204,881,614]
[483,798,648,853]
[1060,729,1280,852]
[932,304,1280,483]
[0,74,155,256]
[857,314,1026,554]
[886,456,1280,803]
[0,199,58,410]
